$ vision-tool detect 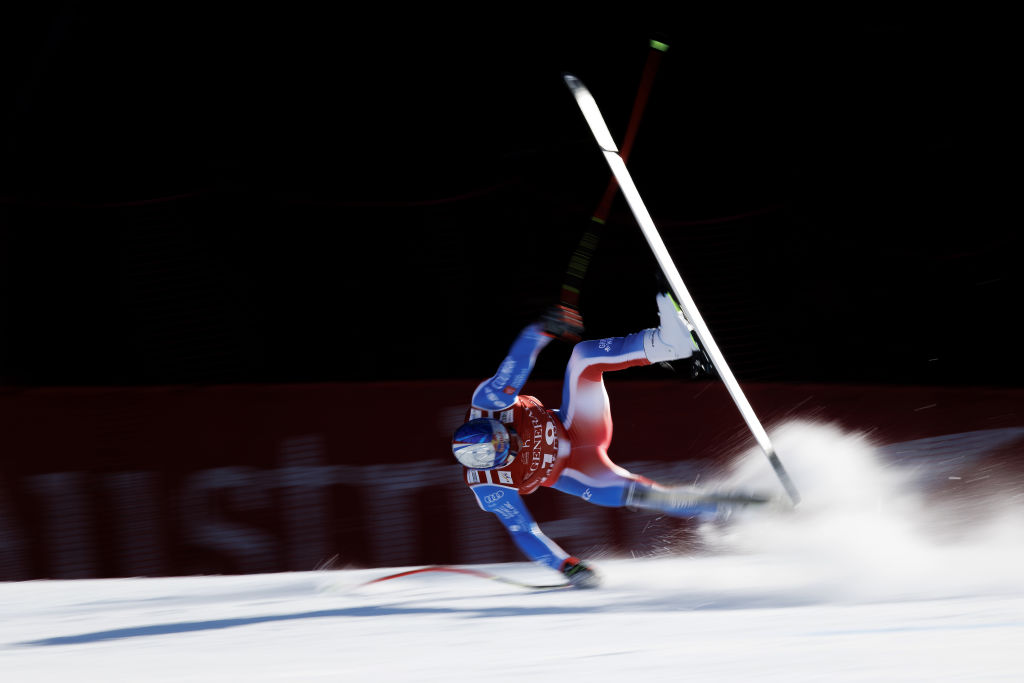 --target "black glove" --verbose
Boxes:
[541,304,584,343]
[561,557,601,589]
